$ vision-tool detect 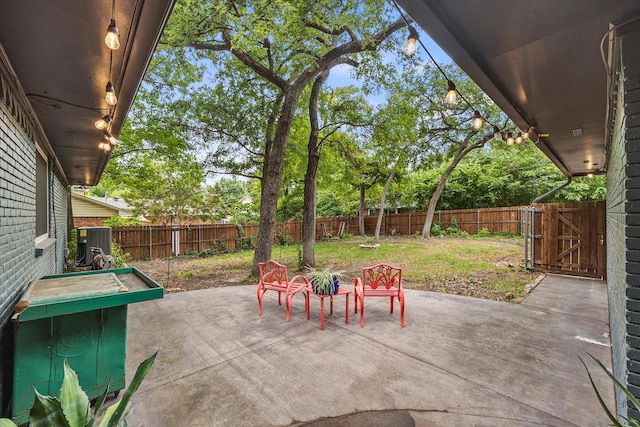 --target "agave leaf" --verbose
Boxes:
[29,388,71,427]
[587,353,640,414]
[87,382,111,427]
[620,416,640,427]
[105,352,157,427]
[0,419,18,427]
[60,359,90,427]
[98,402,130,427]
